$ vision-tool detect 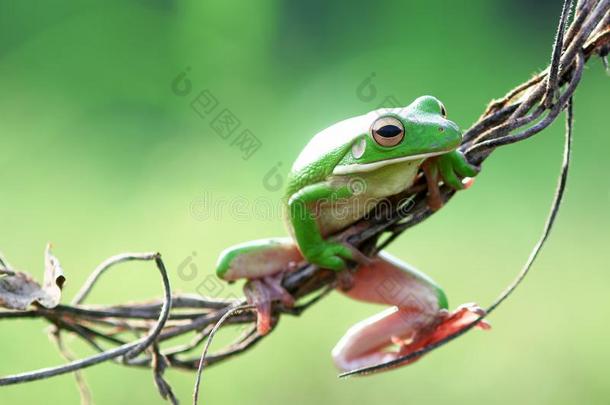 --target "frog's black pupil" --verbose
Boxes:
[376,125,402,138]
